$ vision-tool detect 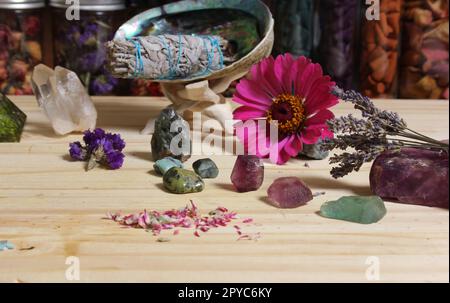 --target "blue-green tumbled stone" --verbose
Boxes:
[163,167,204,194]
[320,196,387,224]
[193,158,219,179]
[154,157,183,175]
